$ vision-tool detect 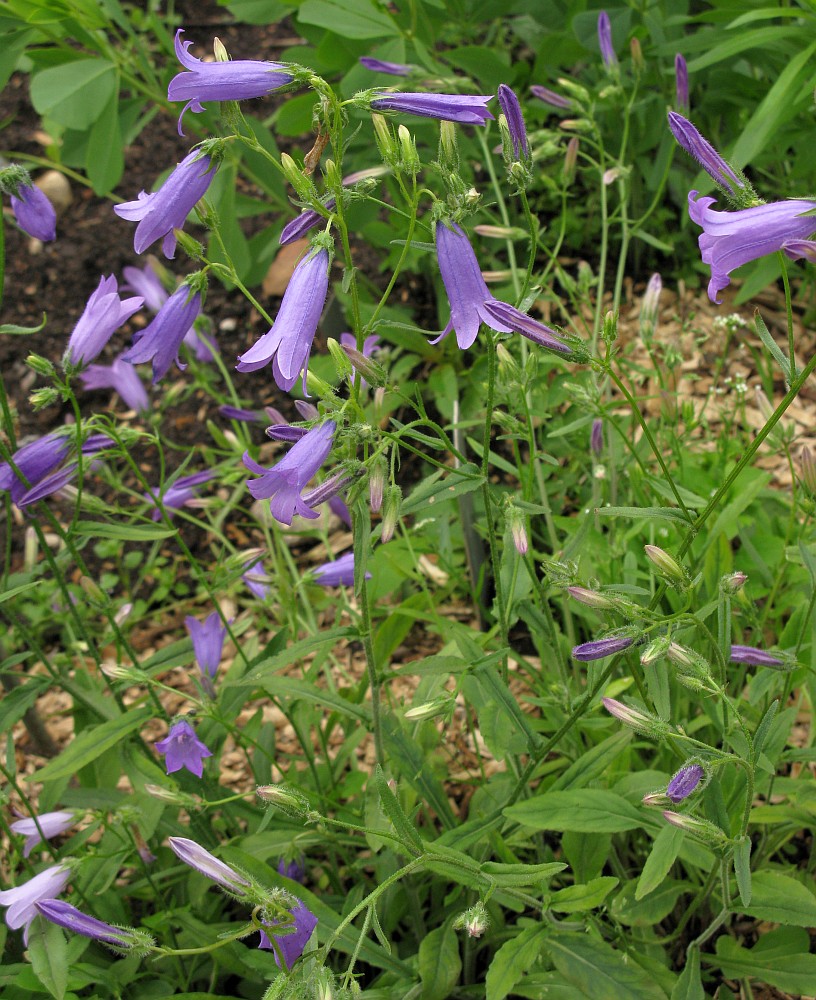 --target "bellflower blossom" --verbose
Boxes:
[259,900,318,969]
[10,811,75,857]
[370,92,494,125]
[278,856,306,883]
[435,222,569,352]
[311,552,370,587]
[674,54,689,114]
[122,283,203,383]
[667,113,746,198]
[65,276,143,366]
[730,644,784,667]
[530,85,572,110]
[666,764,704,803]
[5,433,109,508]
[144,470,212,520]
[114,150,216,258]
[688,191,816,303]
[279,199,335,246]
[572,635,634,661]
[122,264,168,312]
[236,248,329,391]
[185,611,227,682]
[597,11,617,70]
[168,836,251,896]
[590,419,603,457]
[0,864,71,944]
[10,181,57,241]
[243,558,271,600]
[80,356,150,413]
[243,421,335,526]
[35,900,147,950]
[359,56,411,76]
[155,719,213,777]
[497,84,528,159]
[0,431,73,504]
[169,29,295,135]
